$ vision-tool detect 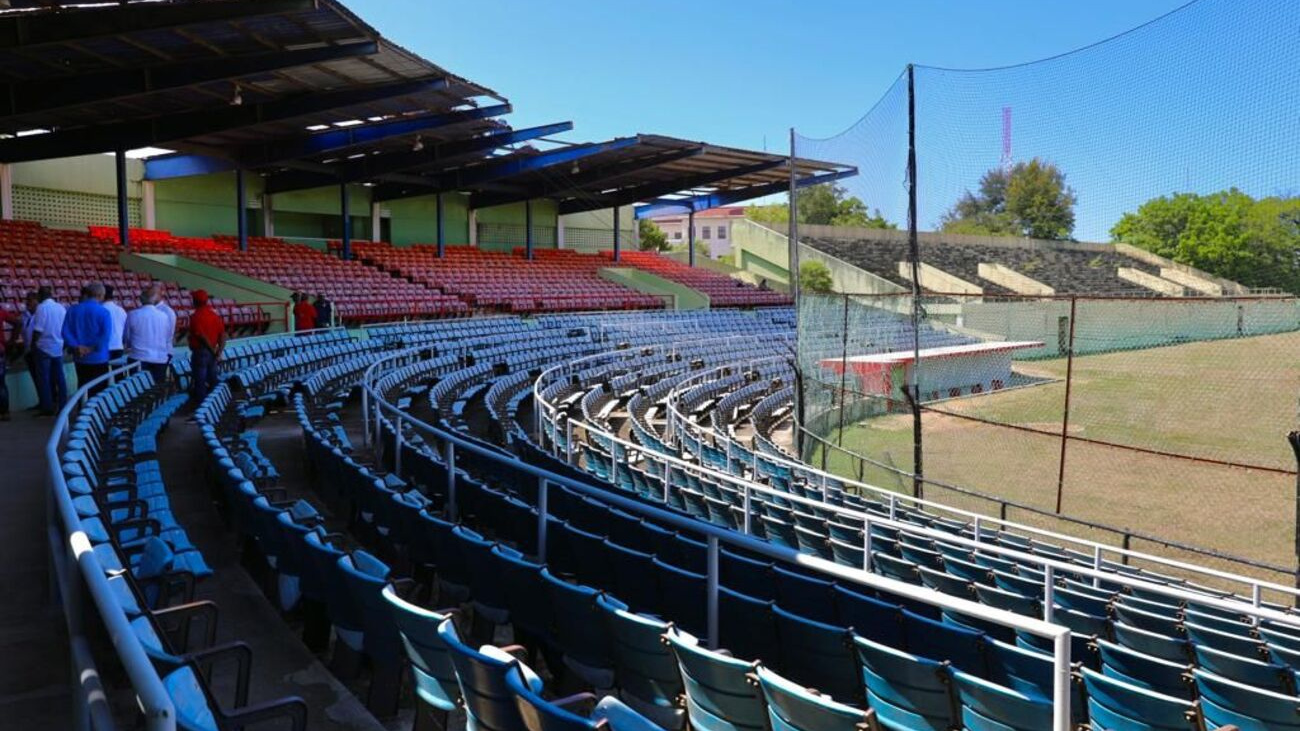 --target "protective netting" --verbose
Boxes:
[792,0,1300,581]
